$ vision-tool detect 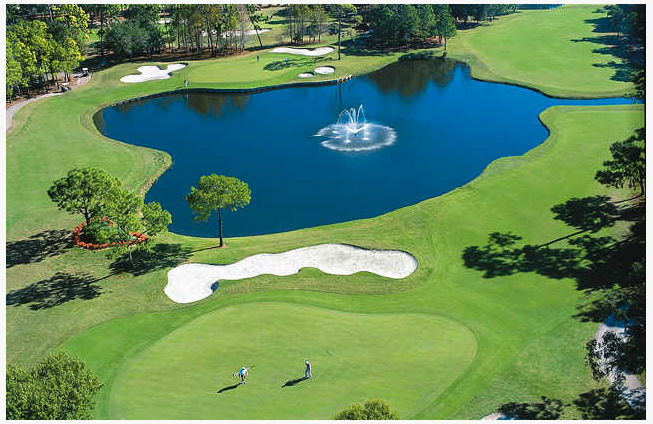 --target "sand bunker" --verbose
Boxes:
[165,243,417,303]
[270,46,334,56]
[298,73,314,78]
[314,66,335,75]
[120,64,186,83]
